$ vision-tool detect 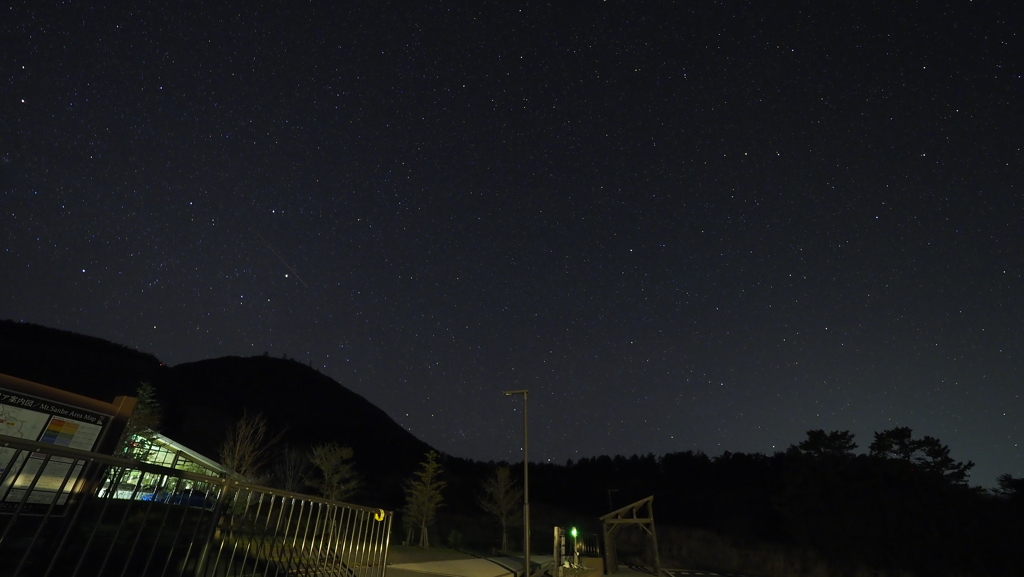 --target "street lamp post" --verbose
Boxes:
[504,390,530,577]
